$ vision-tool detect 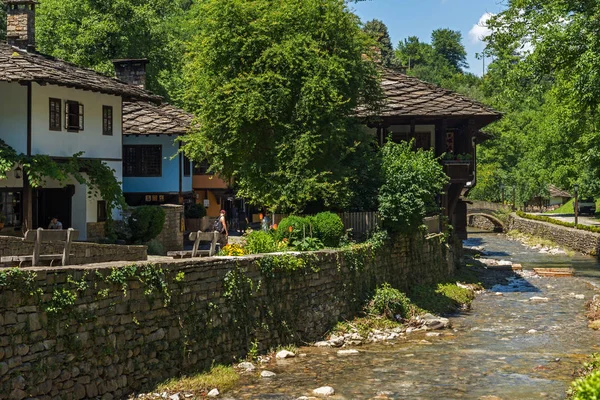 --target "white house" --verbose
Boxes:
[0,0,159,239]
[115,59,195,207]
